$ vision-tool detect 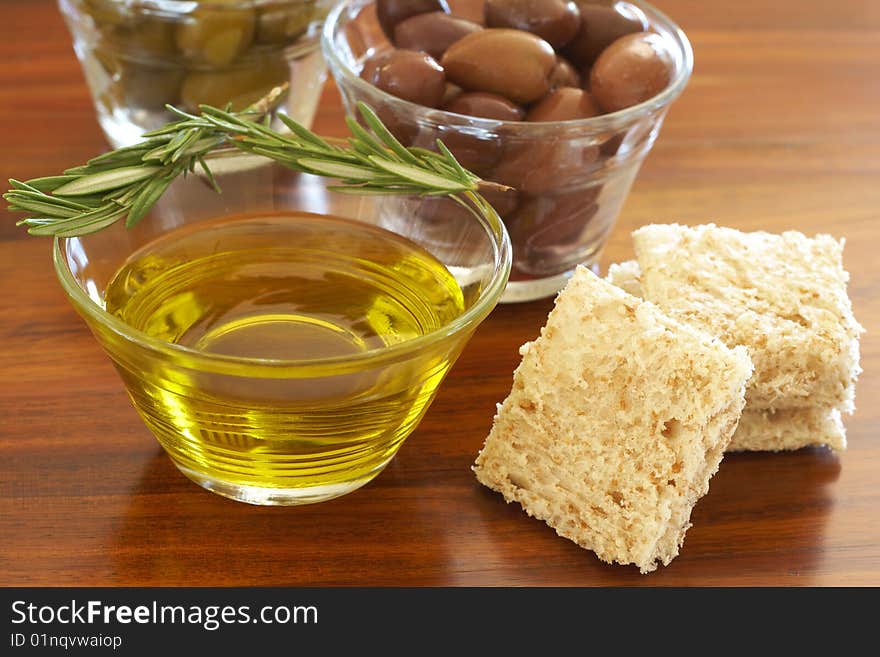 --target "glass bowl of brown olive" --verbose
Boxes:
[59,0,330,147]
[322,0,693,302]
